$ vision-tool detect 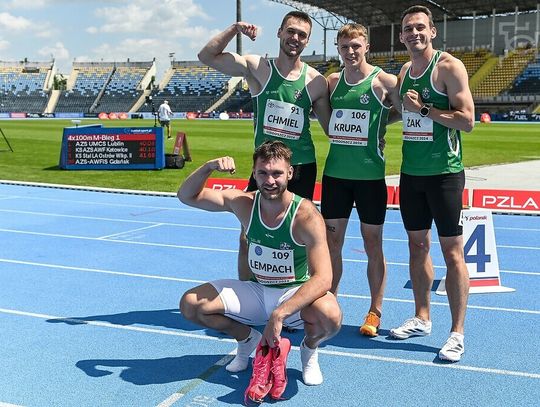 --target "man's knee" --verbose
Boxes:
[440,237,466,269]
[304,296,342,336]
[323,306,342,336]
[179,283,219,321]
[179,290,198,321]
[408,234,431,258]
[362,233,383,258]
